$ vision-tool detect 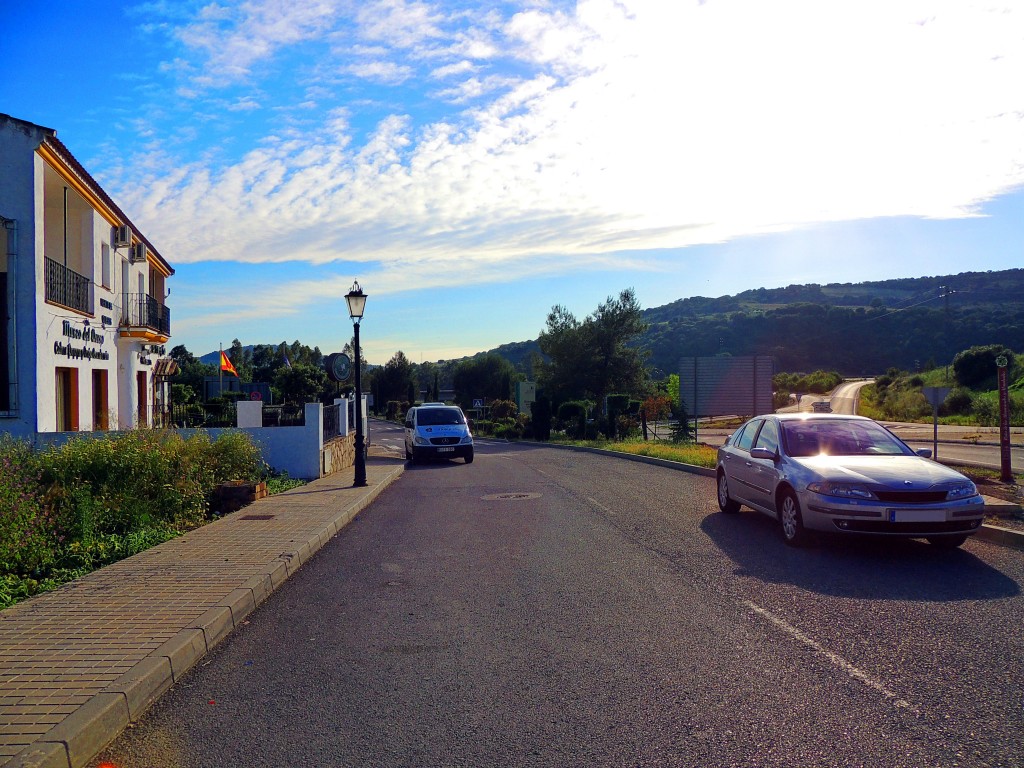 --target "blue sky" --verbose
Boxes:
[5,0,1024,365]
